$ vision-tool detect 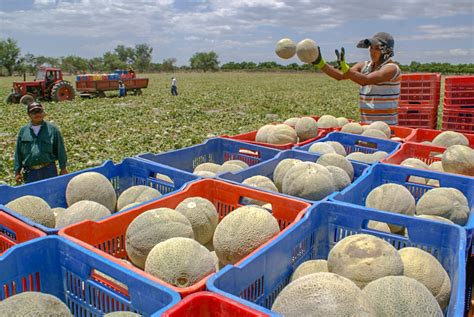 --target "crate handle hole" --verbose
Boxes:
[91,269,130,298]
[239,148,261,158]
[355,140,378,149]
